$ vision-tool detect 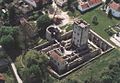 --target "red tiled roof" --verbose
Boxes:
[29,0,39,3]
[96,0,102,3]
[29,0,34,2]
[109,1,120,12]
[88,1,94,5]
[0,77,5,81]
[88,0,102,6]
[0,74,5,81]
[42,0,47,3]
[50,51,64,63]
[35,0,39,3]
[93,0,96,4]
[81,3,89,9]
